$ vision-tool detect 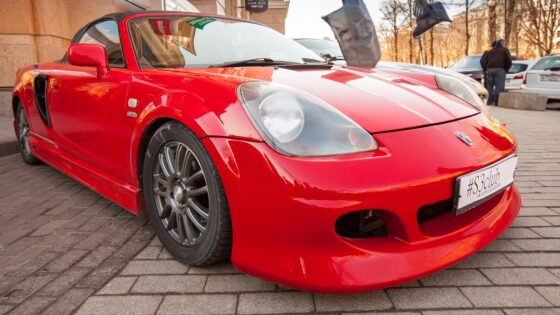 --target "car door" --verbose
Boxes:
[48,19,132,183]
